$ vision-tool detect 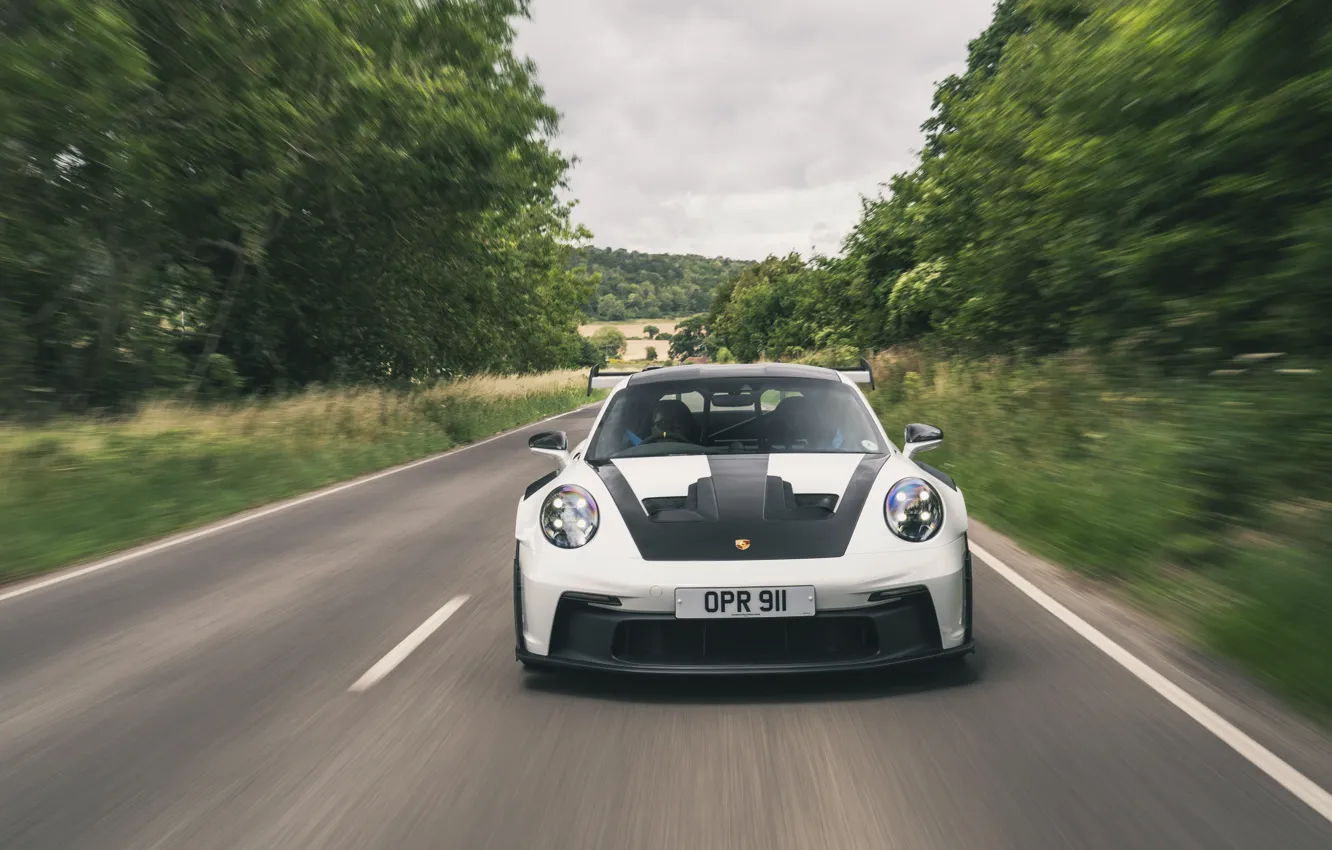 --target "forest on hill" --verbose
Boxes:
[573,246,751,321]
[0,0,593,414]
